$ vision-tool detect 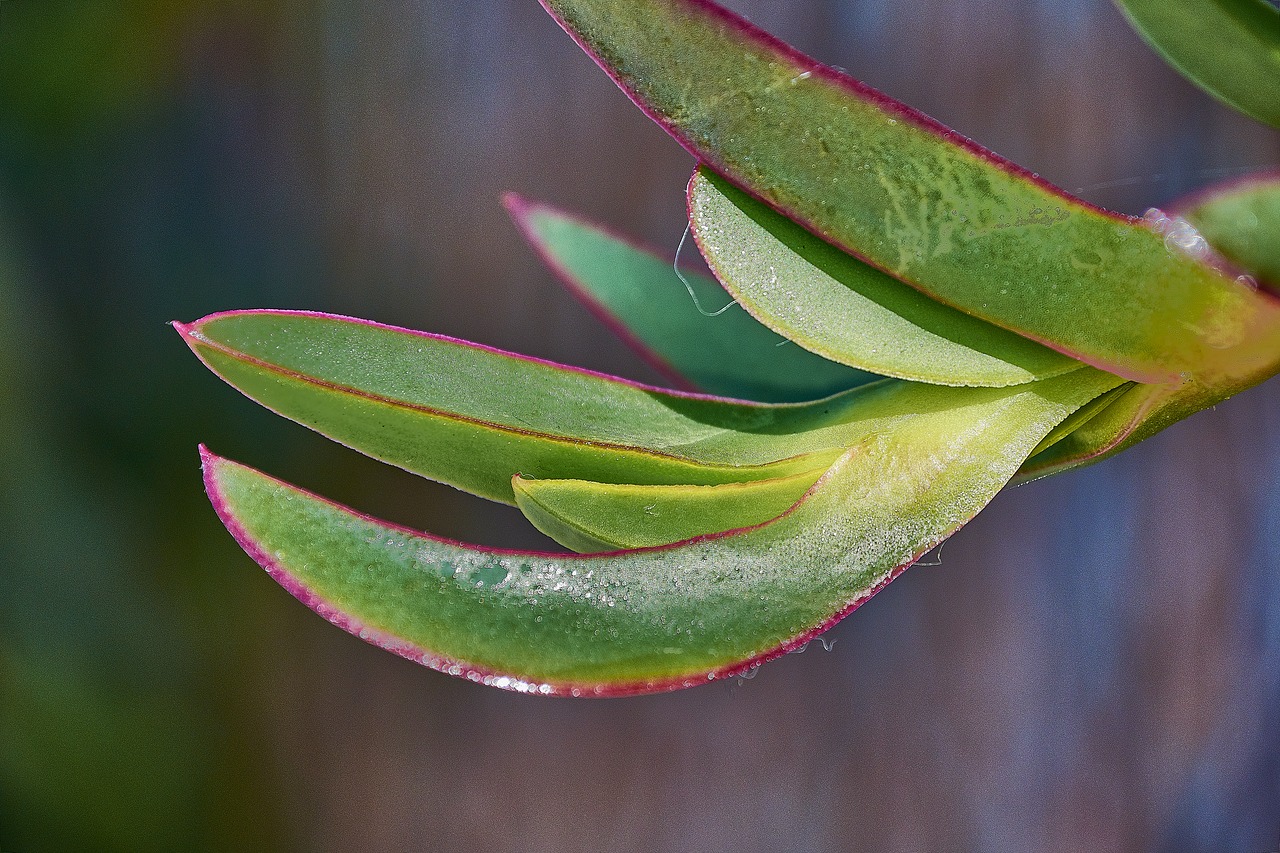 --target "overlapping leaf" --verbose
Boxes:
[540,0,1275,383]
[178,310,857,502]
[202,366,1118,695]
[1114,0,1280,127]
[512,466,829,553]
[688,167,1079,387]
[1018,174,1280,480]
[507,195,875,401]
